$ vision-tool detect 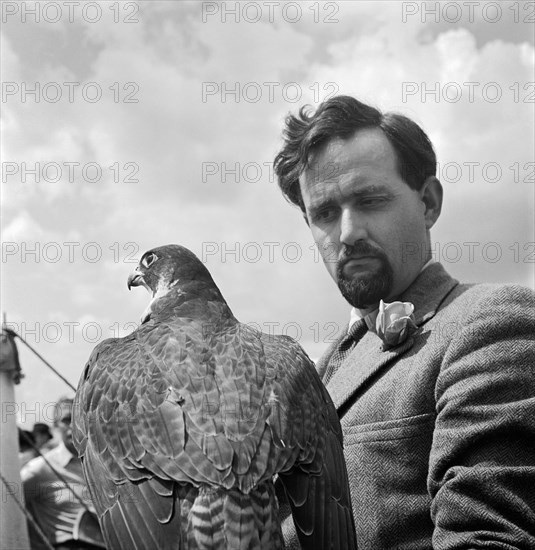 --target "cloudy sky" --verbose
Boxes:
[1,0,533,427]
